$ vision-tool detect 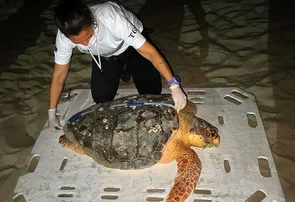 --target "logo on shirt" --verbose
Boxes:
[54,45,57,52]
[128,27,138,38]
